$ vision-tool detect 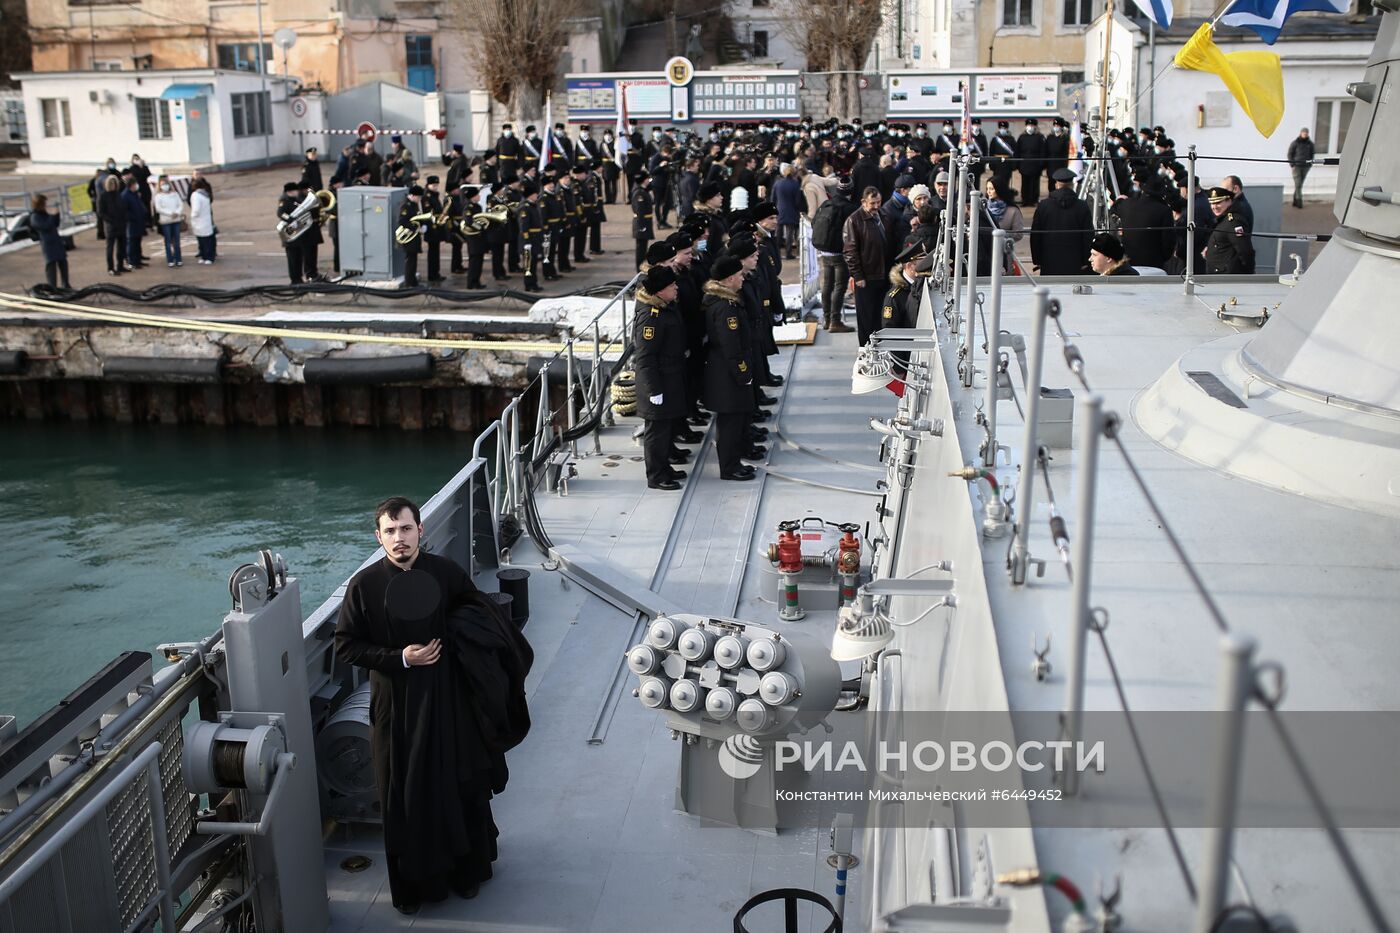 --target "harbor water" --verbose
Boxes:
[0,421,472,727]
